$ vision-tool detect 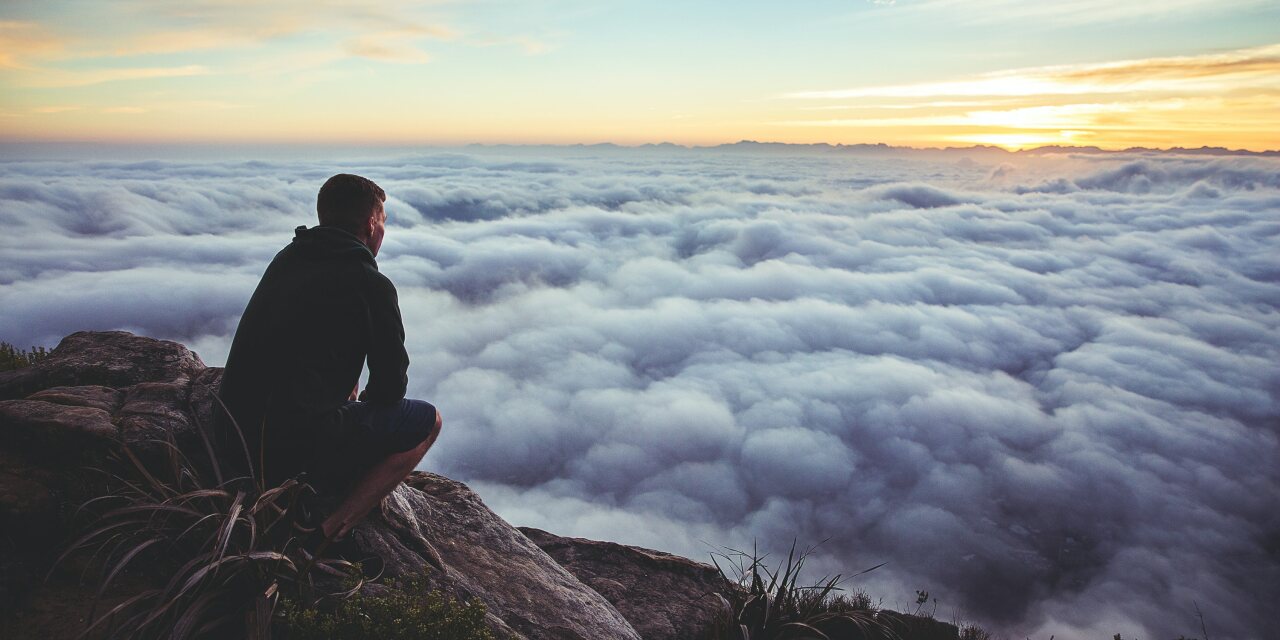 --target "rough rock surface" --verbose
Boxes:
[0,331,204,401]
[520,527,733,640]
[0,331,641,640]
[363,474,641,640]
